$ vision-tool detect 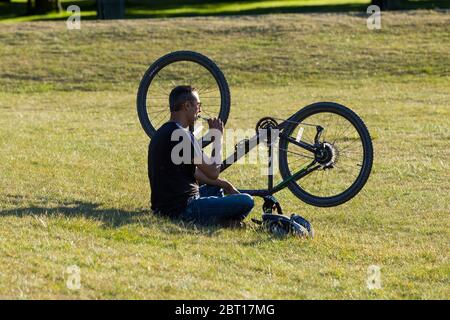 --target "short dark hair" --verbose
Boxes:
[169,85,197,112]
